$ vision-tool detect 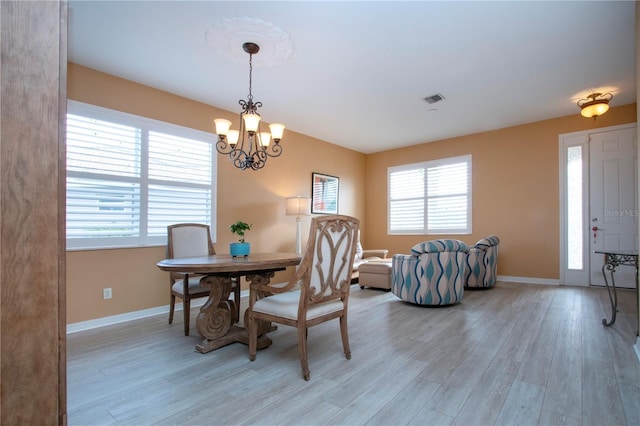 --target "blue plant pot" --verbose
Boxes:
[230,242,250,257]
